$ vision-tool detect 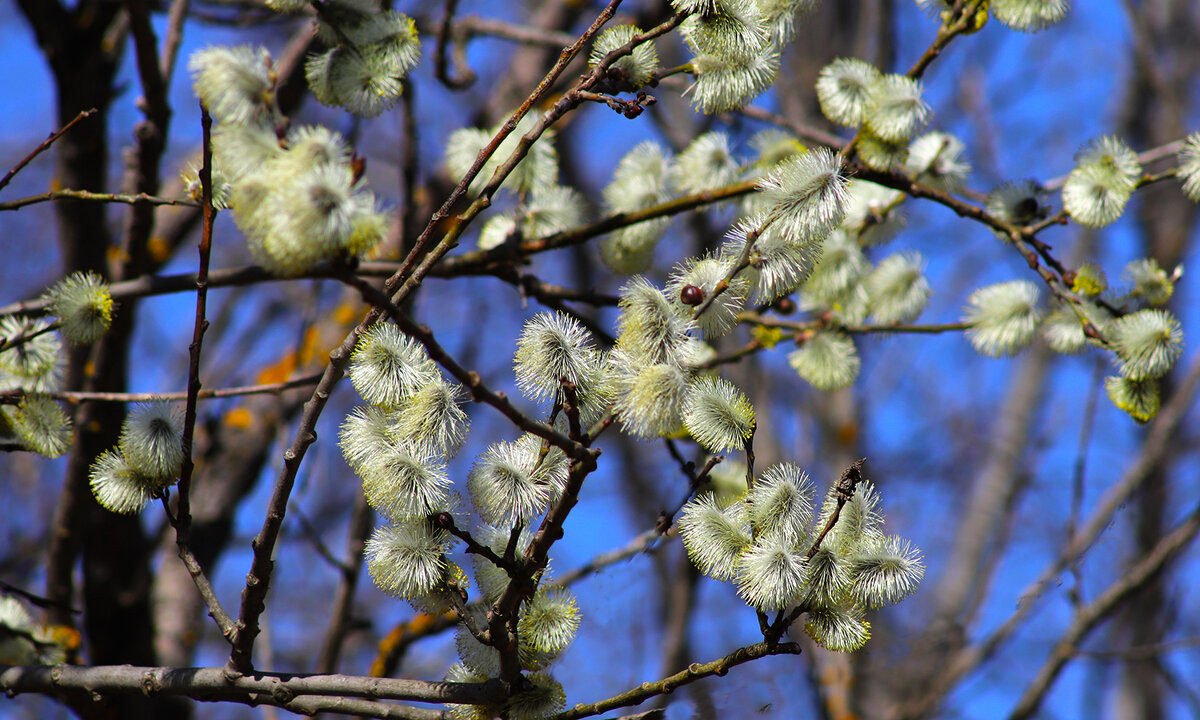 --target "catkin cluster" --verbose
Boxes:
[678,465,924,651]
